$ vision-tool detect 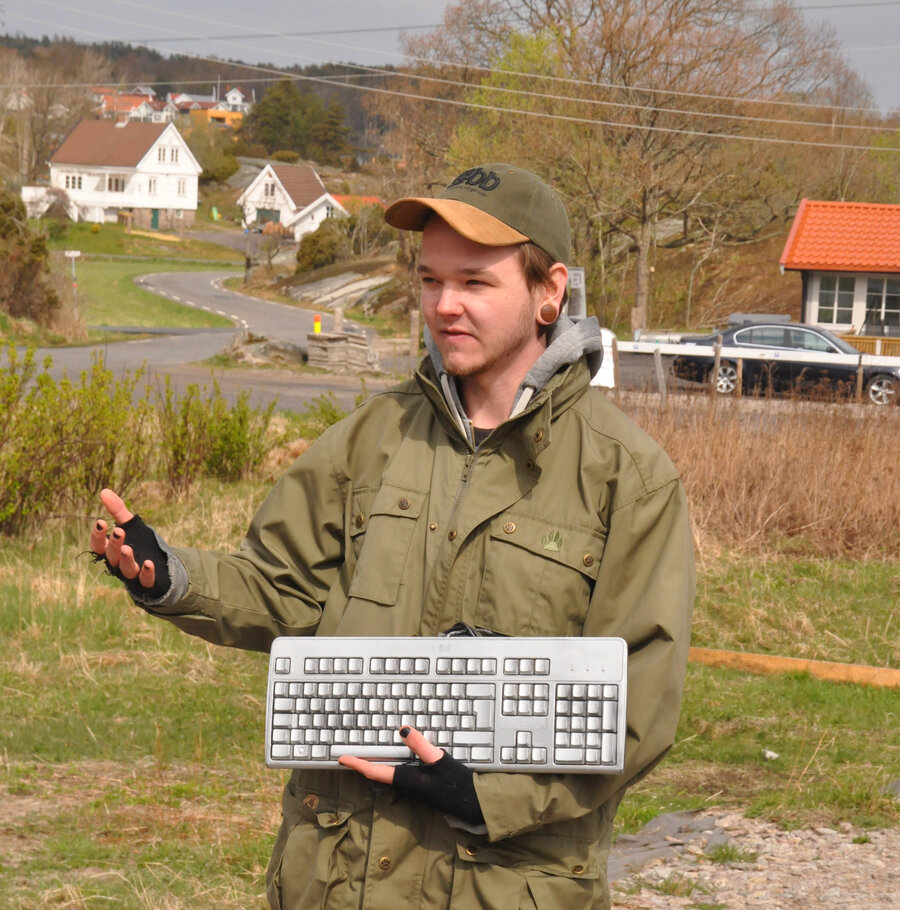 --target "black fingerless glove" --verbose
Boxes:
[392,752,485,828]
[100,514,171,601]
